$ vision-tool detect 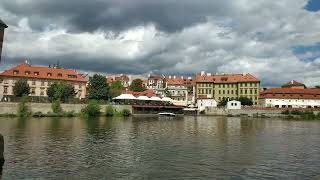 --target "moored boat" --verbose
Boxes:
[158,112,176,116]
